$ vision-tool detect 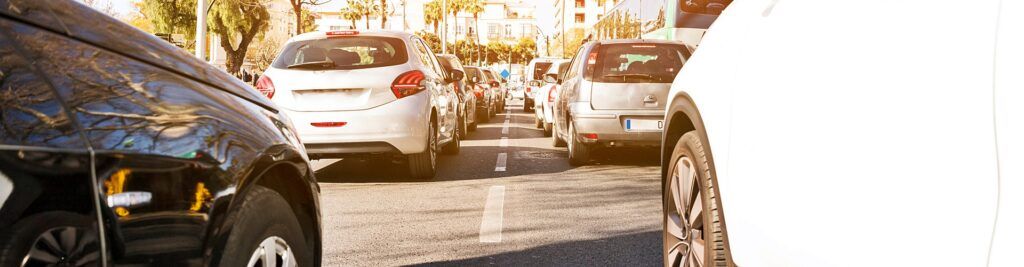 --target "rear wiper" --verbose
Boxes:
[602,73,657,81]
[287,61,335,69]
